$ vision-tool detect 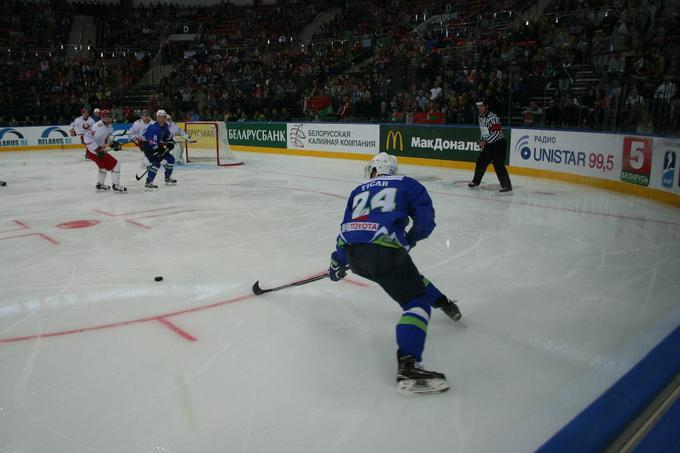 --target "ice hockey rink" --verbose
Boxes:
[1,148,679,453]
